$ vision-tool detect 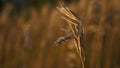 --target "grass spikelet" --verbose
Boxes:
[55,6,85,68]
